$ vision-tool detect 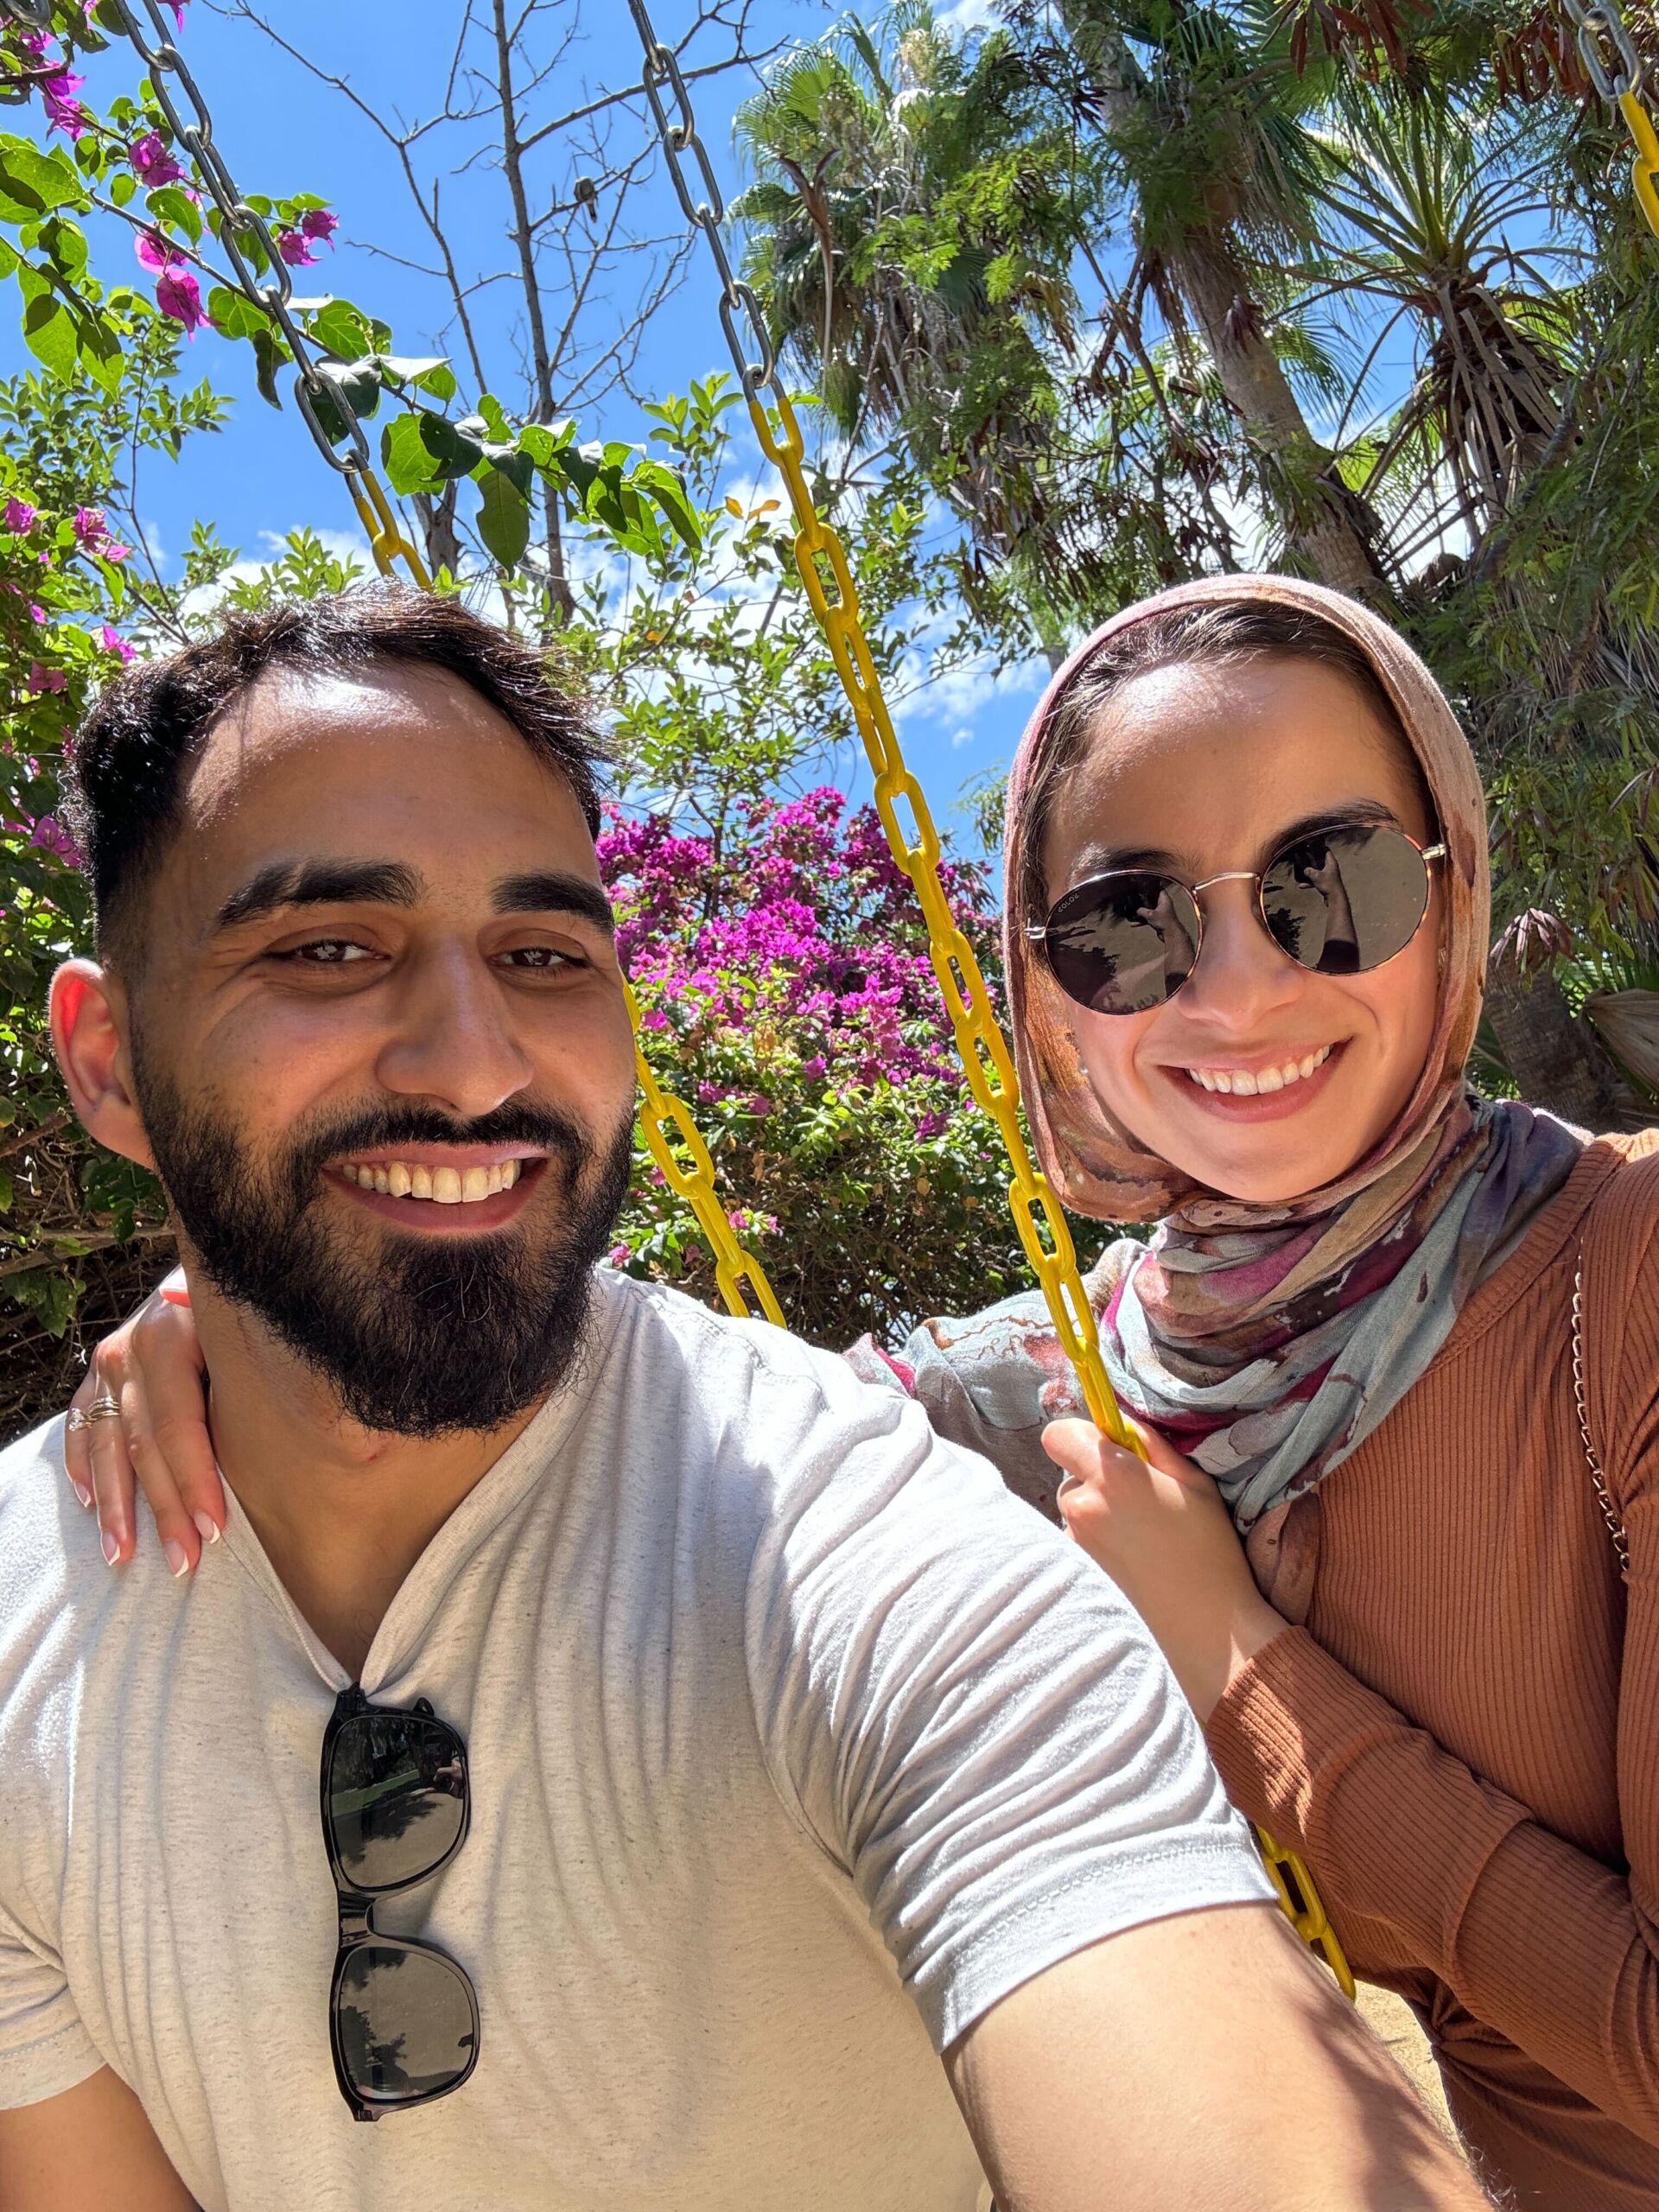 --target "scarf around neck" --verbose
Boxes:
[1001,575,1585,1535]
